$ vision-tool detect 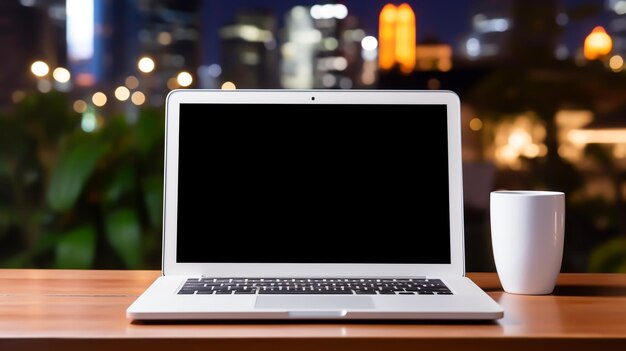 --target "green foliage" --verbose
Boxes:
[142,176,164,228]
[47,135,109,211]
[55,226,96,269]
[136,108,165,156]
[105,209,142,269]
[104,166,135,204]
[0,91,164,269]
[589,238,626,273]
